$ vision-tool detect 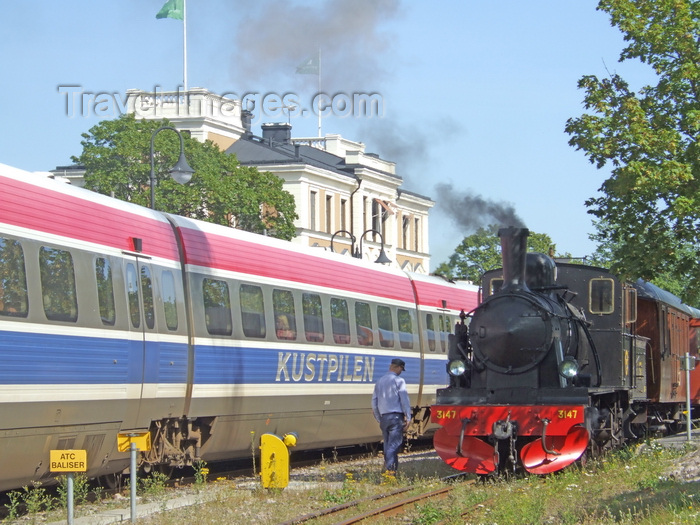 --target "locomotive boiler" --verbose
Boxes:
[431,227,700,475]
